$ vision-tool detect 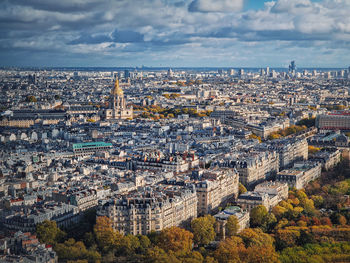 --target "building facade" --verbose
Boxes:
[96,186,197,235]
[276,161,322,189]
[193,168,239,215]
